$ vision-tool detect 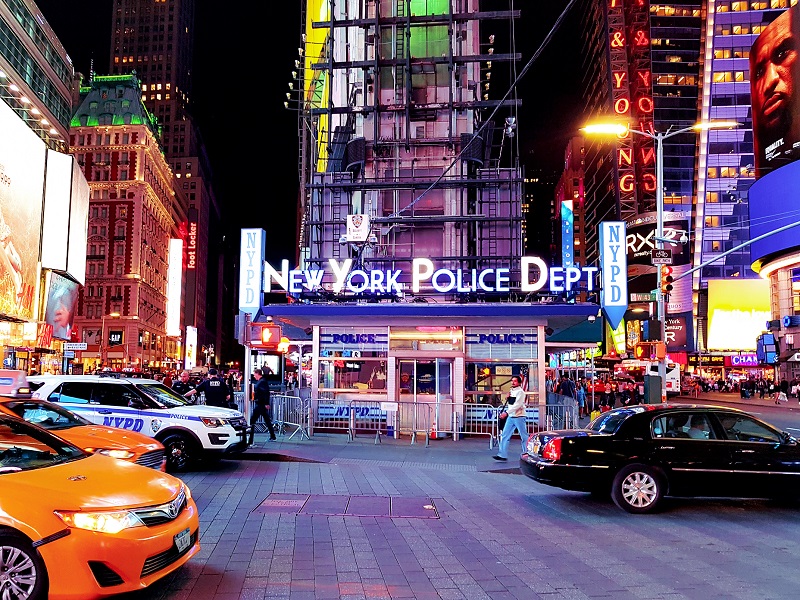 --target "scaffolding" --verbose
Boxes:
[295,0,526,301]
